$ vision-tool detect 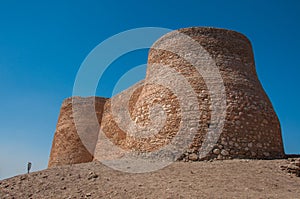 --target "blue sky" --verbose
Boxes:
[0,0,299,179]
